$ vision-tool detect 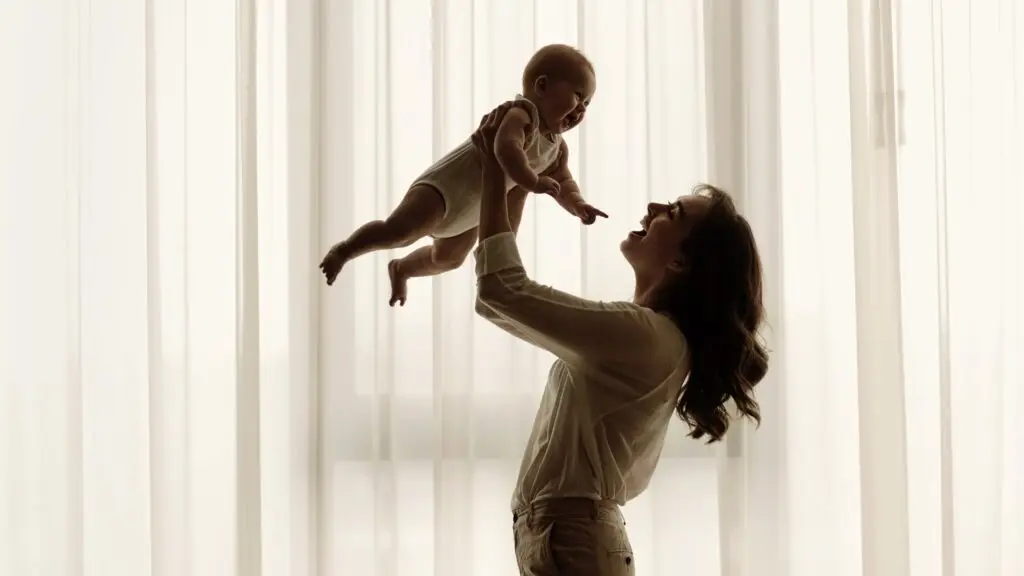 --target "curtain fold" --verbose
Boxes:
[2,1,1022,575]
